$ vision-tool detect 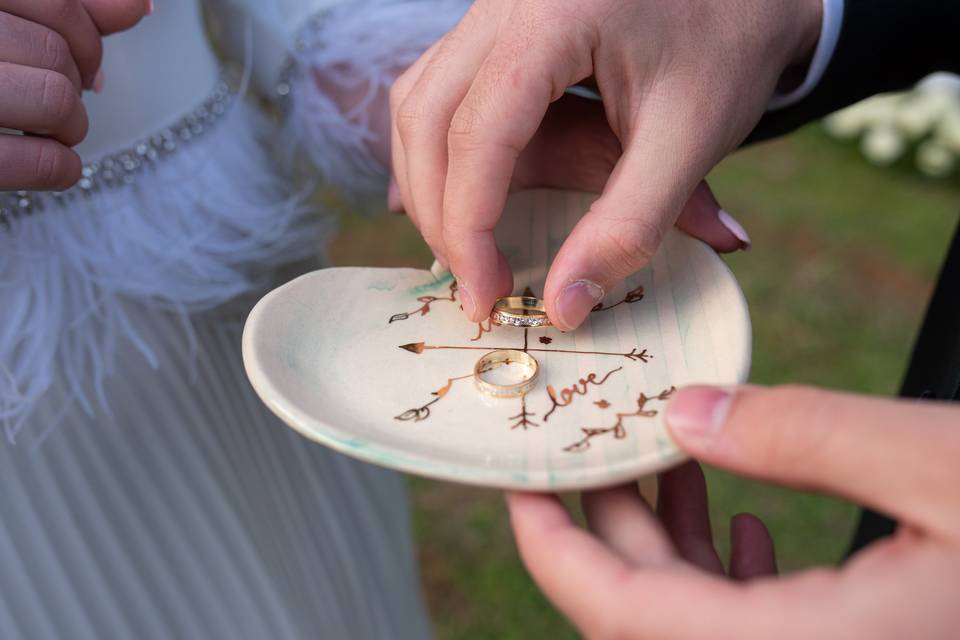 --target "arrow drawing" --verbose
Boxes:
[399,342,651,362]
